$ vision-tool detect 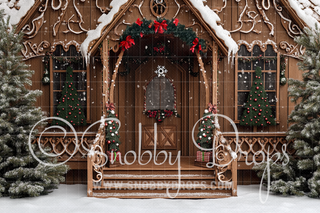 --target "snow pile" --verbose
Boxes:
[0,0,34,26]
[0,184,319,213]
[288,0,320,29]
[189,0,238,61]
[80,0,128,63]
